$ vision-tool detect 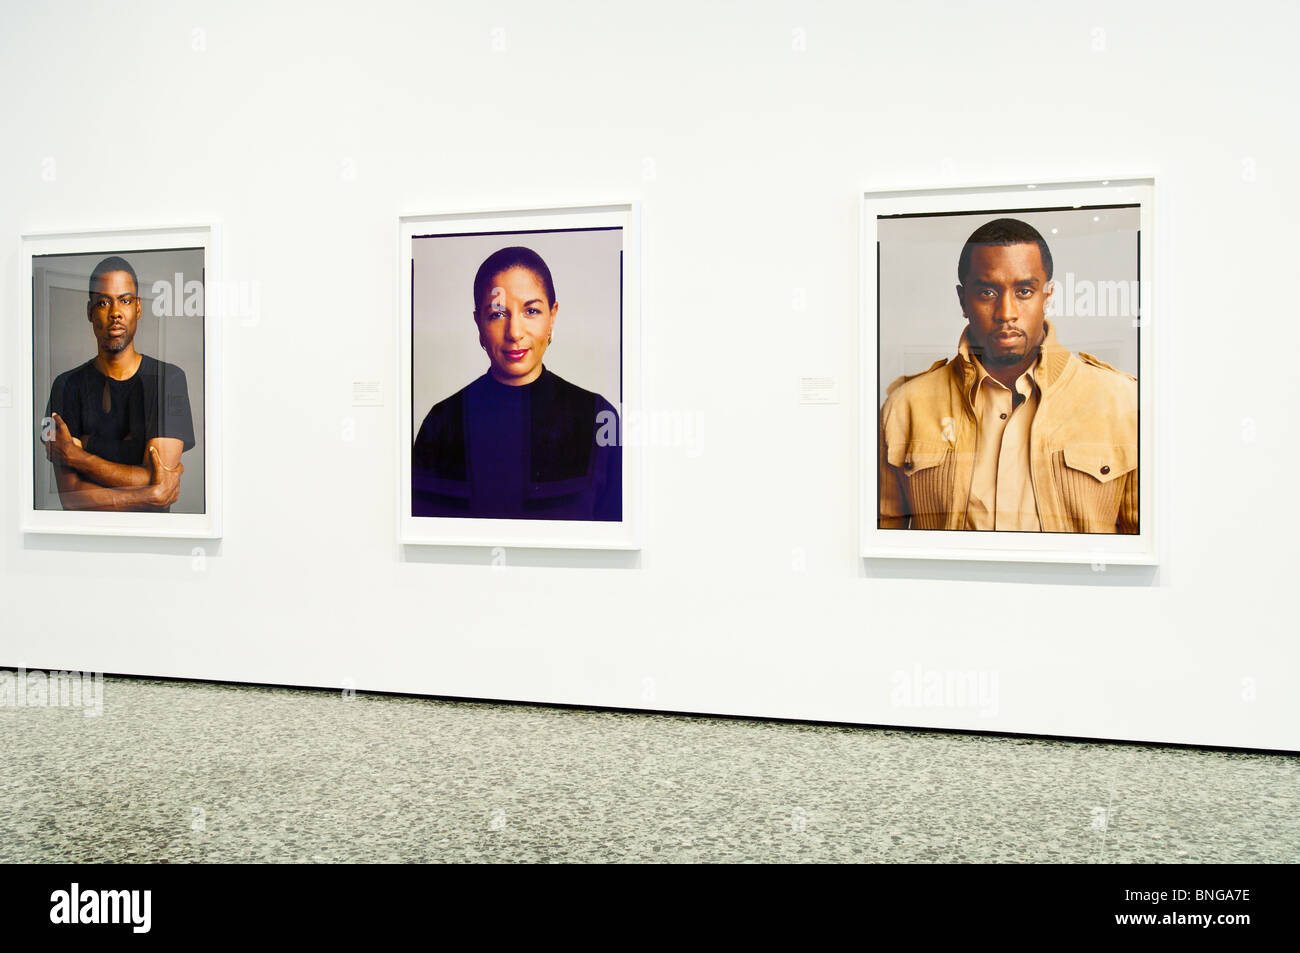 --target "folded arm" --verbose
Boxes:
[54,469,158,512]
[65,436,183,487]
[51,443,183,513]
[46,413,183,487]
